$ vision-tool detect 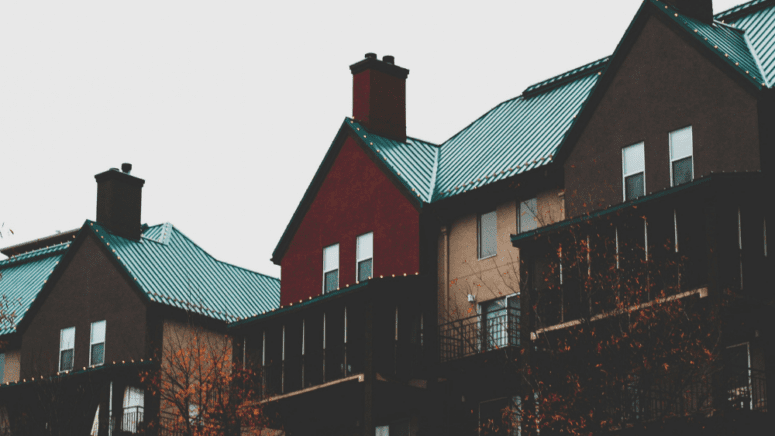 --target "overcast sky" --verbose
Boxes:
[0,0,746,277]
